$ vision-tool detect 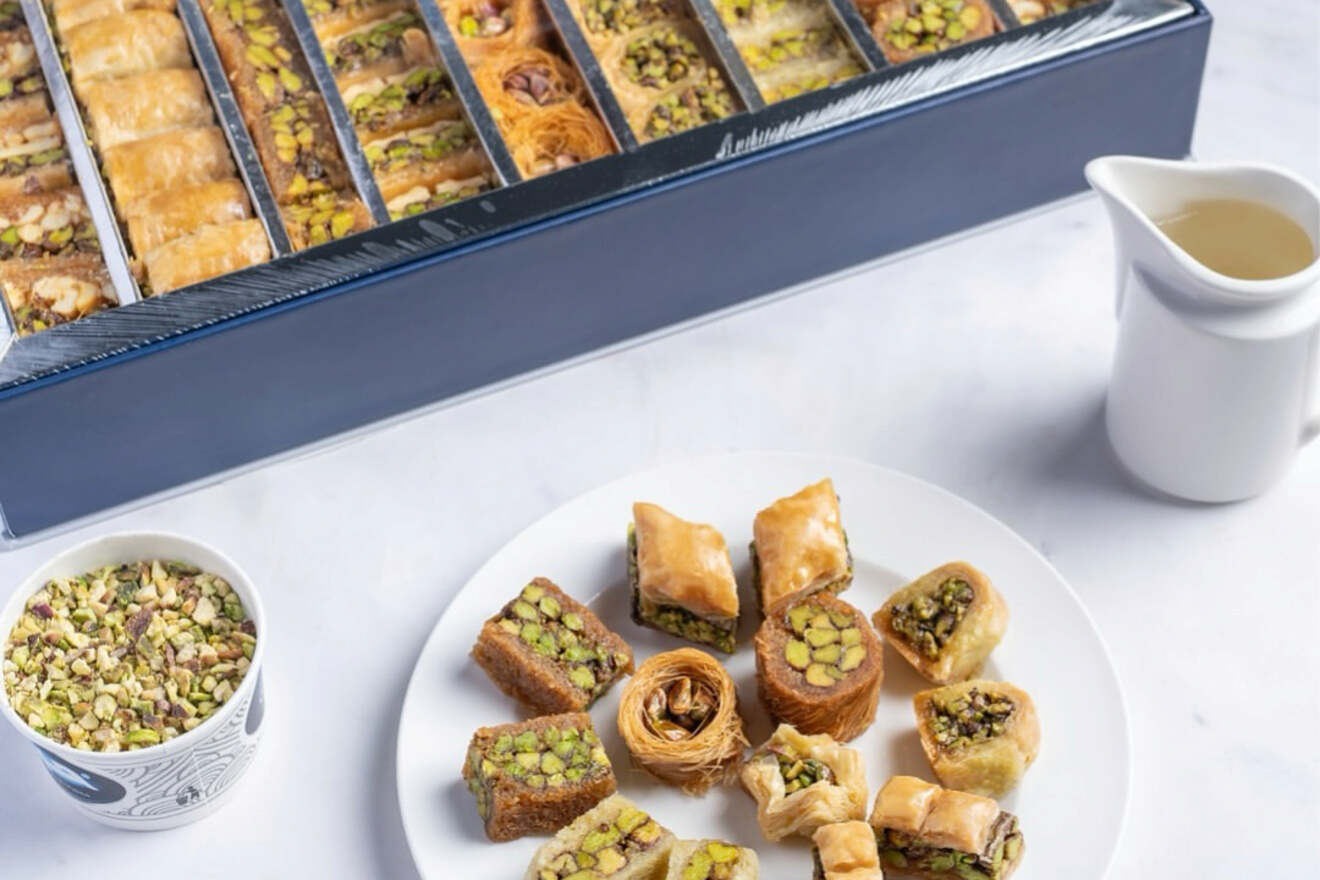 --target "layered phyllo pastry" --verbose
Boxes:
[811,821,883,880]
[524,794,675,880]
[714,0,863,104]
[78,68,212,149]
[473,577,634,714]
[463,712,616,841]
[855,0,997,65]
[869,776,1024,879]
[567,0,739,142]
[617,647,747,793]
[739,723,867,841]
[751,478,851,613]
[0,25,39,100]
[629,502,739,653]
[61,9,193,90]
[0,94,73,199]
[0,256,113,334]
[754,593,882,742]
[665,839,759,880]
[1008,0,1097,24]
[874,561,1007,685]
[913,680,1039,798]
[0,187,98,261]
[139,218,271,292]
[49,0,177,33]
